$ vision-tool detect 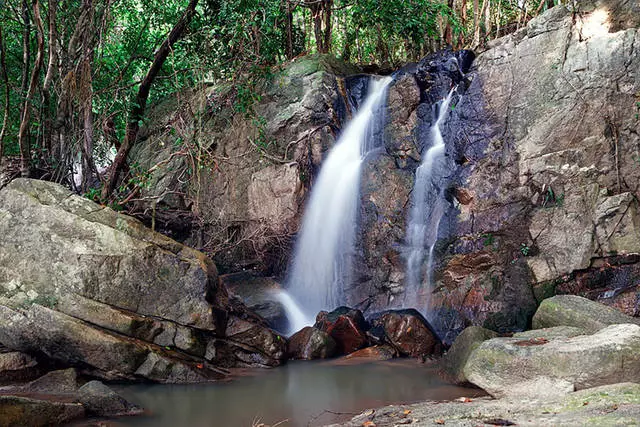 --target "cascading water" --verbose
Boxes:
[286,76,393,329]
[404,88,457,315]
